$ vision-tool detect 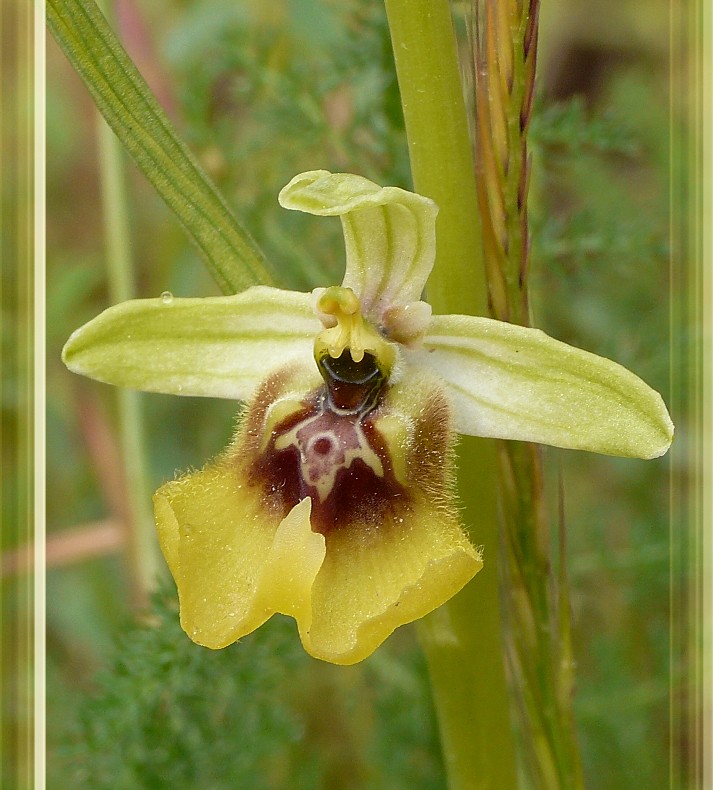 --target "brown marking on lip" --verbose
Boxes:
[410,387,453,493]
[313,437,332,455]
[239,368,319,455]
[233,362,453,537]
[249,388,409,535]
